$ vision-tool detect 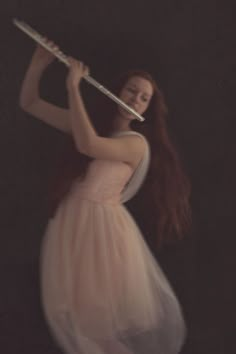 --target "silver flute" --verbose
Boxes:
[13,18,145,122]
